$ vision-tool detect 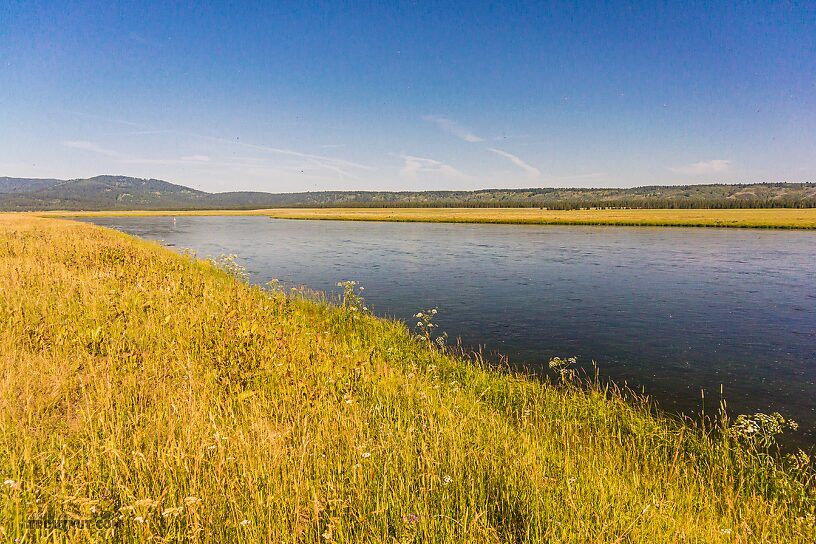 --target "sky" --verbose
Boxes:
[1,1,815,193]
